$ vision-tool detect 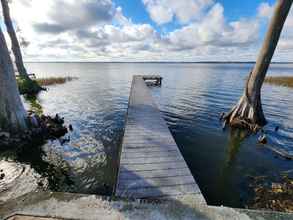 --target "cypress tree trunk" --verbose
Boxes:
[224,0,293,131]
[1,0,29,79]
[1,0,43,94]
[0,25,28,132]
